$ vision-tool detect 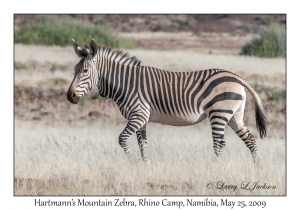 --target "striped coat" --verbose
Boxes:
[67,39,267,163]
